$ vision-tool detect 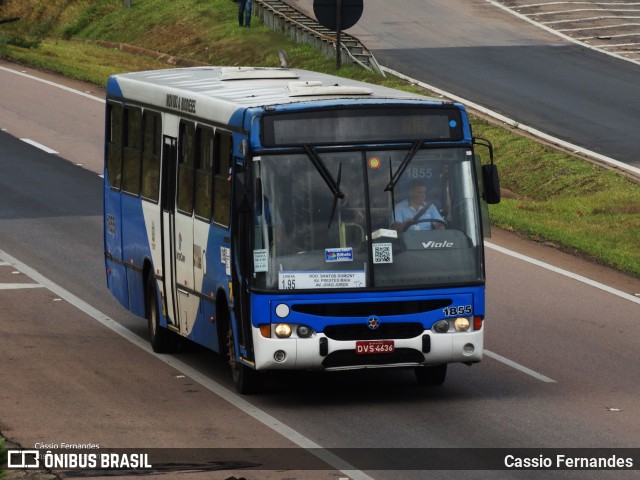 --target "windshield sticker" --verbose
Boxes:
[372,228,397,240]
[372,243,393,264]
[279,271,365,290]
[221,246,231,276]
[325,247,353,263]
[253,249,268,272]
[368,157,381,169]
